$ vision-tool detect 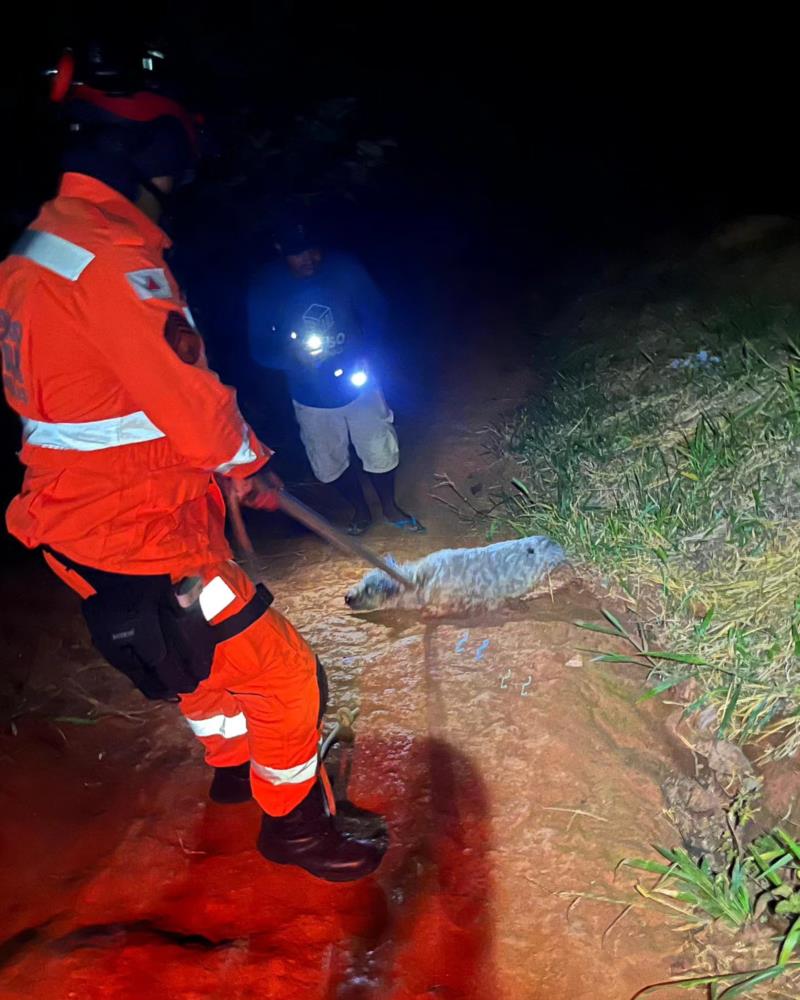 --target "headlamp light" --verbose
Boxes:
[350,370,368,388]
[305,333,323,354]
